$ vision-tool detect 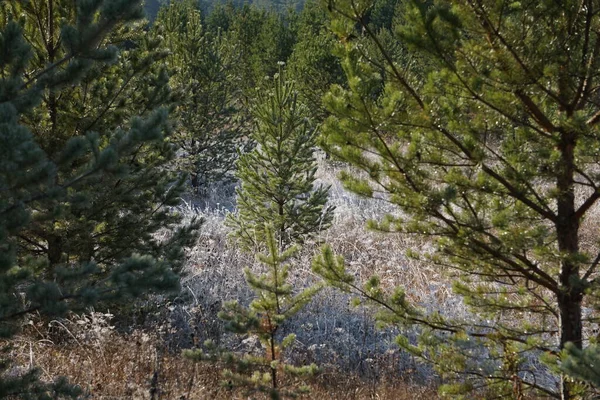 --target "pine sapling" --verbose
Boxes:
[184,225,320,399]
[226,67,334,251]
